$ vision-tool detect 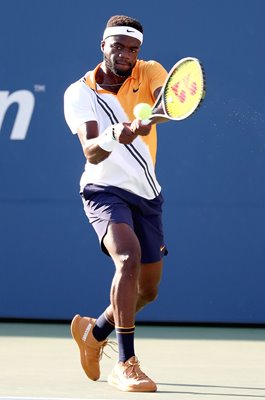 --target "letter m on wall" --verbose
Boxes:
[0,90,35,140]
